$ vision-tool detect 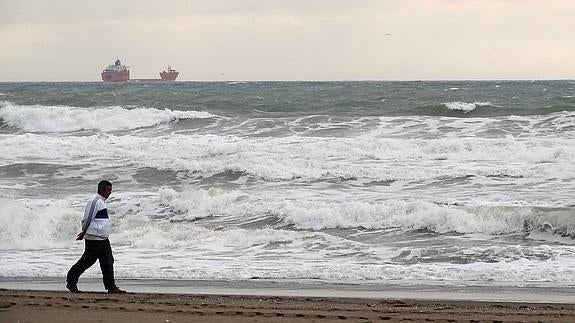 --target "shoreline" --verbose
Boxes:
[2,288,575,323]
[1,278,575,303]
